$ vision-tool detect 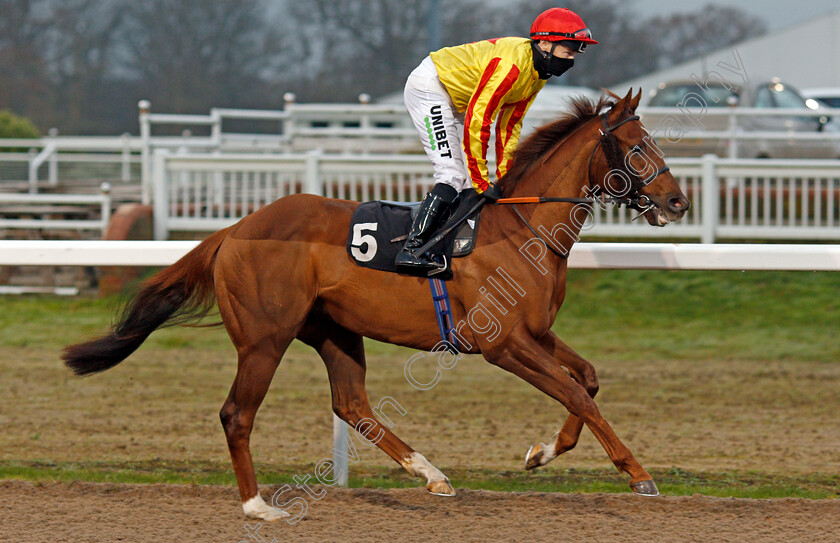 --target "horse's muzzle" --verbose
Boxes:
[667,195,690,216]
